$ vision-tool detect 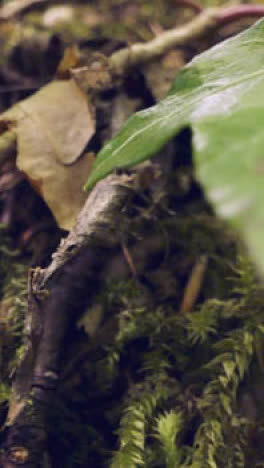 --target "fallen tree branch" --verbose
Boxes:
[0,131,174,465]
[1,173,136,467]
[34,173,136,289]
